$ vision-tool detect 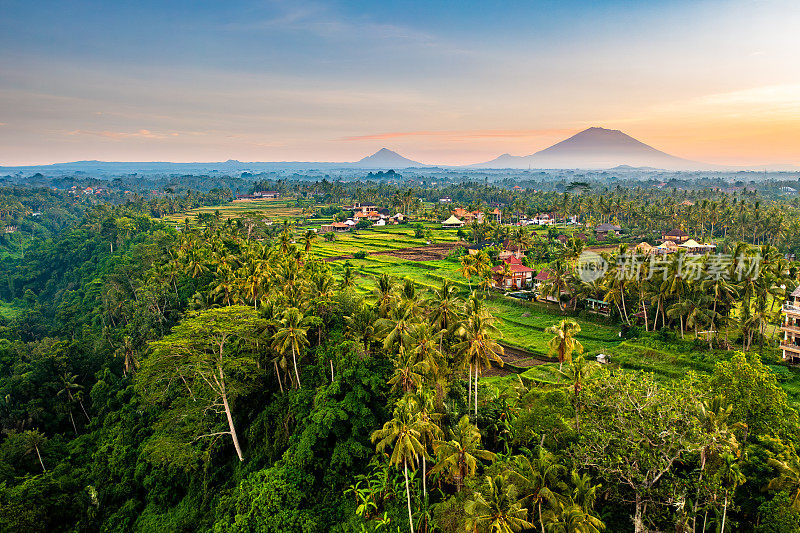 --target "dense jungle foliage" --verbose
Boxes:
[3,178,800,532]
